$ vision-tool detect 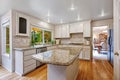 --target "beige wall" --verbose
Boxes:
[92,19,113,29]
